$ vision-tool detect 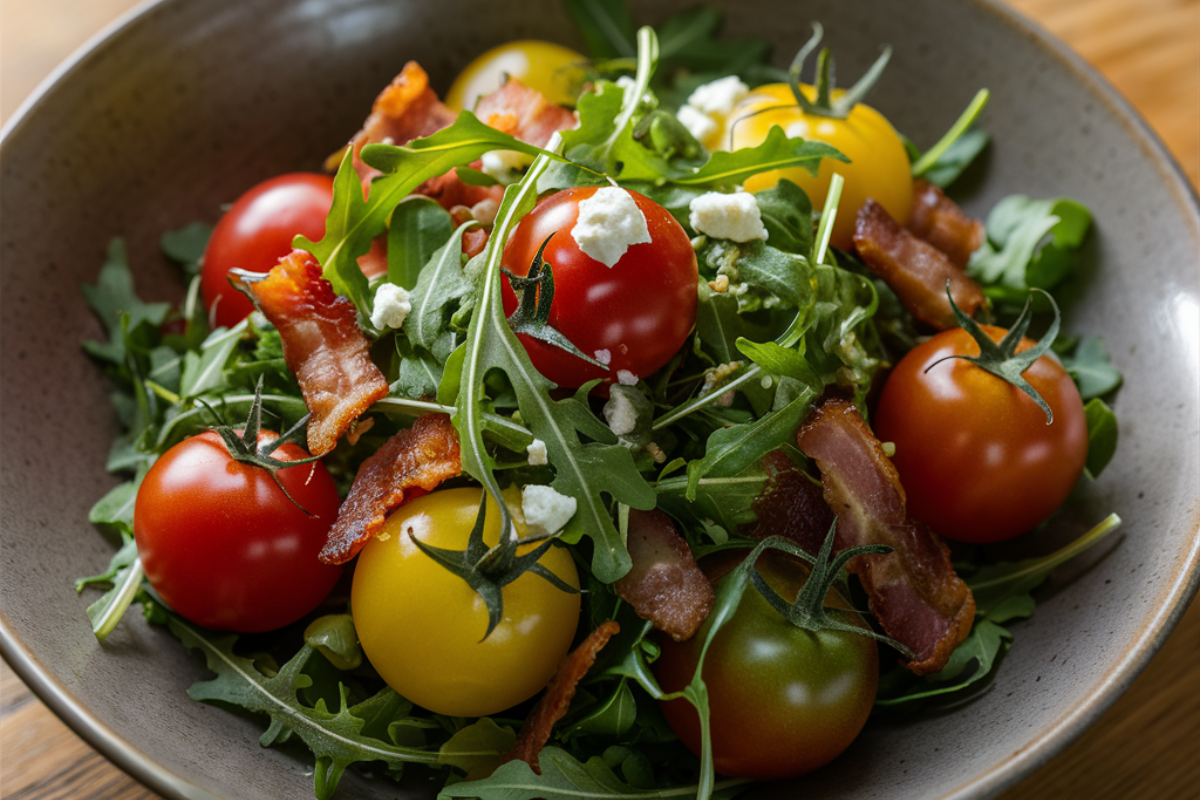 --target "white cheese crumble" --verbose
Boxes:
[616,369,639,386]
[688,191,769,243]
[480,149,531,185]
[572,187,651,268]
[603,392,638,436]
[369,283,412,330]
[593,349,612,366]
[521,484,578,538]
[685,75,749,117]
[526,438,548,466]
[676,104,718,144]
